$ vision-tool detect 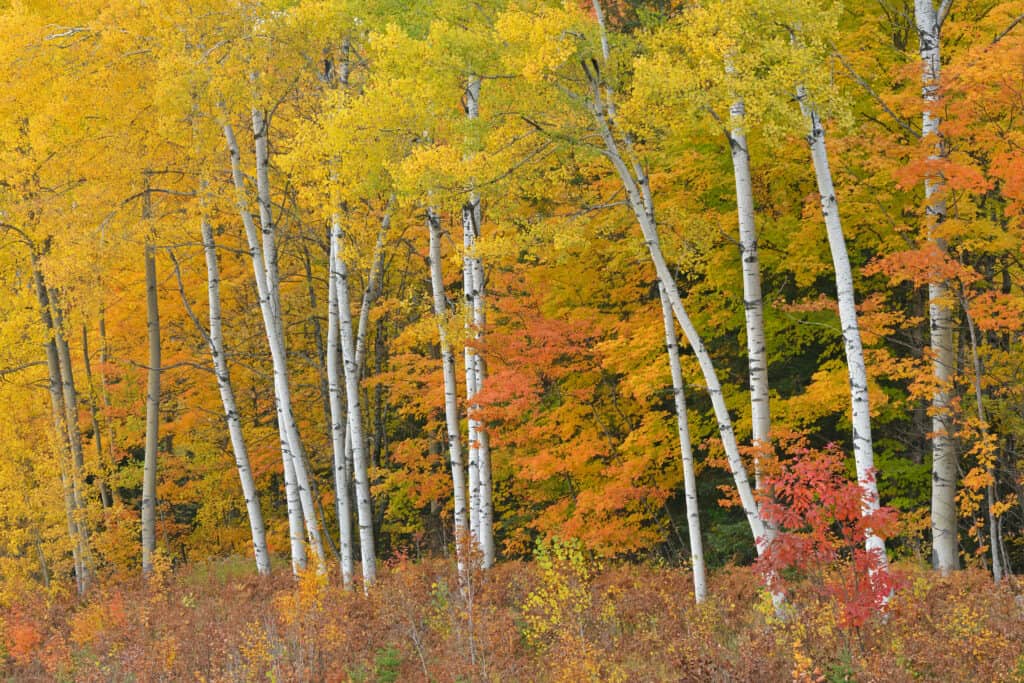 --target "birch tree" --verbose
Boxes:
[795,83,889,568]
[32,260,88,594]
[223,119,310,573]
[200,221,271,575]
[590,0,709,594]
[429,208,470,575]
[582,61,770,558]
[725,85,772,491]
[461,74,495,567]
[332,210,378,586]
[141,242,160,577]
[327,212,356,587]
[915,0,959,573]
